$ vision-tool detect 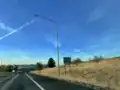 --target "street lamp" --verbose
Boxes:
[34,14,60,76]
